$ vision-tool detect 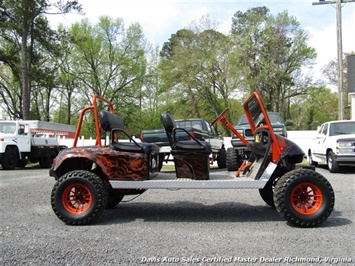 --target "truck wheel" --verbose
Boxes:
[16,159,28,168]
[226,148,240,171]
[307,151,318,167]
[51,170,108,225]
[2,147,18,170]
[217,148,226,168]
[39,150,57,168]
[274,169,334,227]
[327,151,339,173]
[157,155,164,172]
